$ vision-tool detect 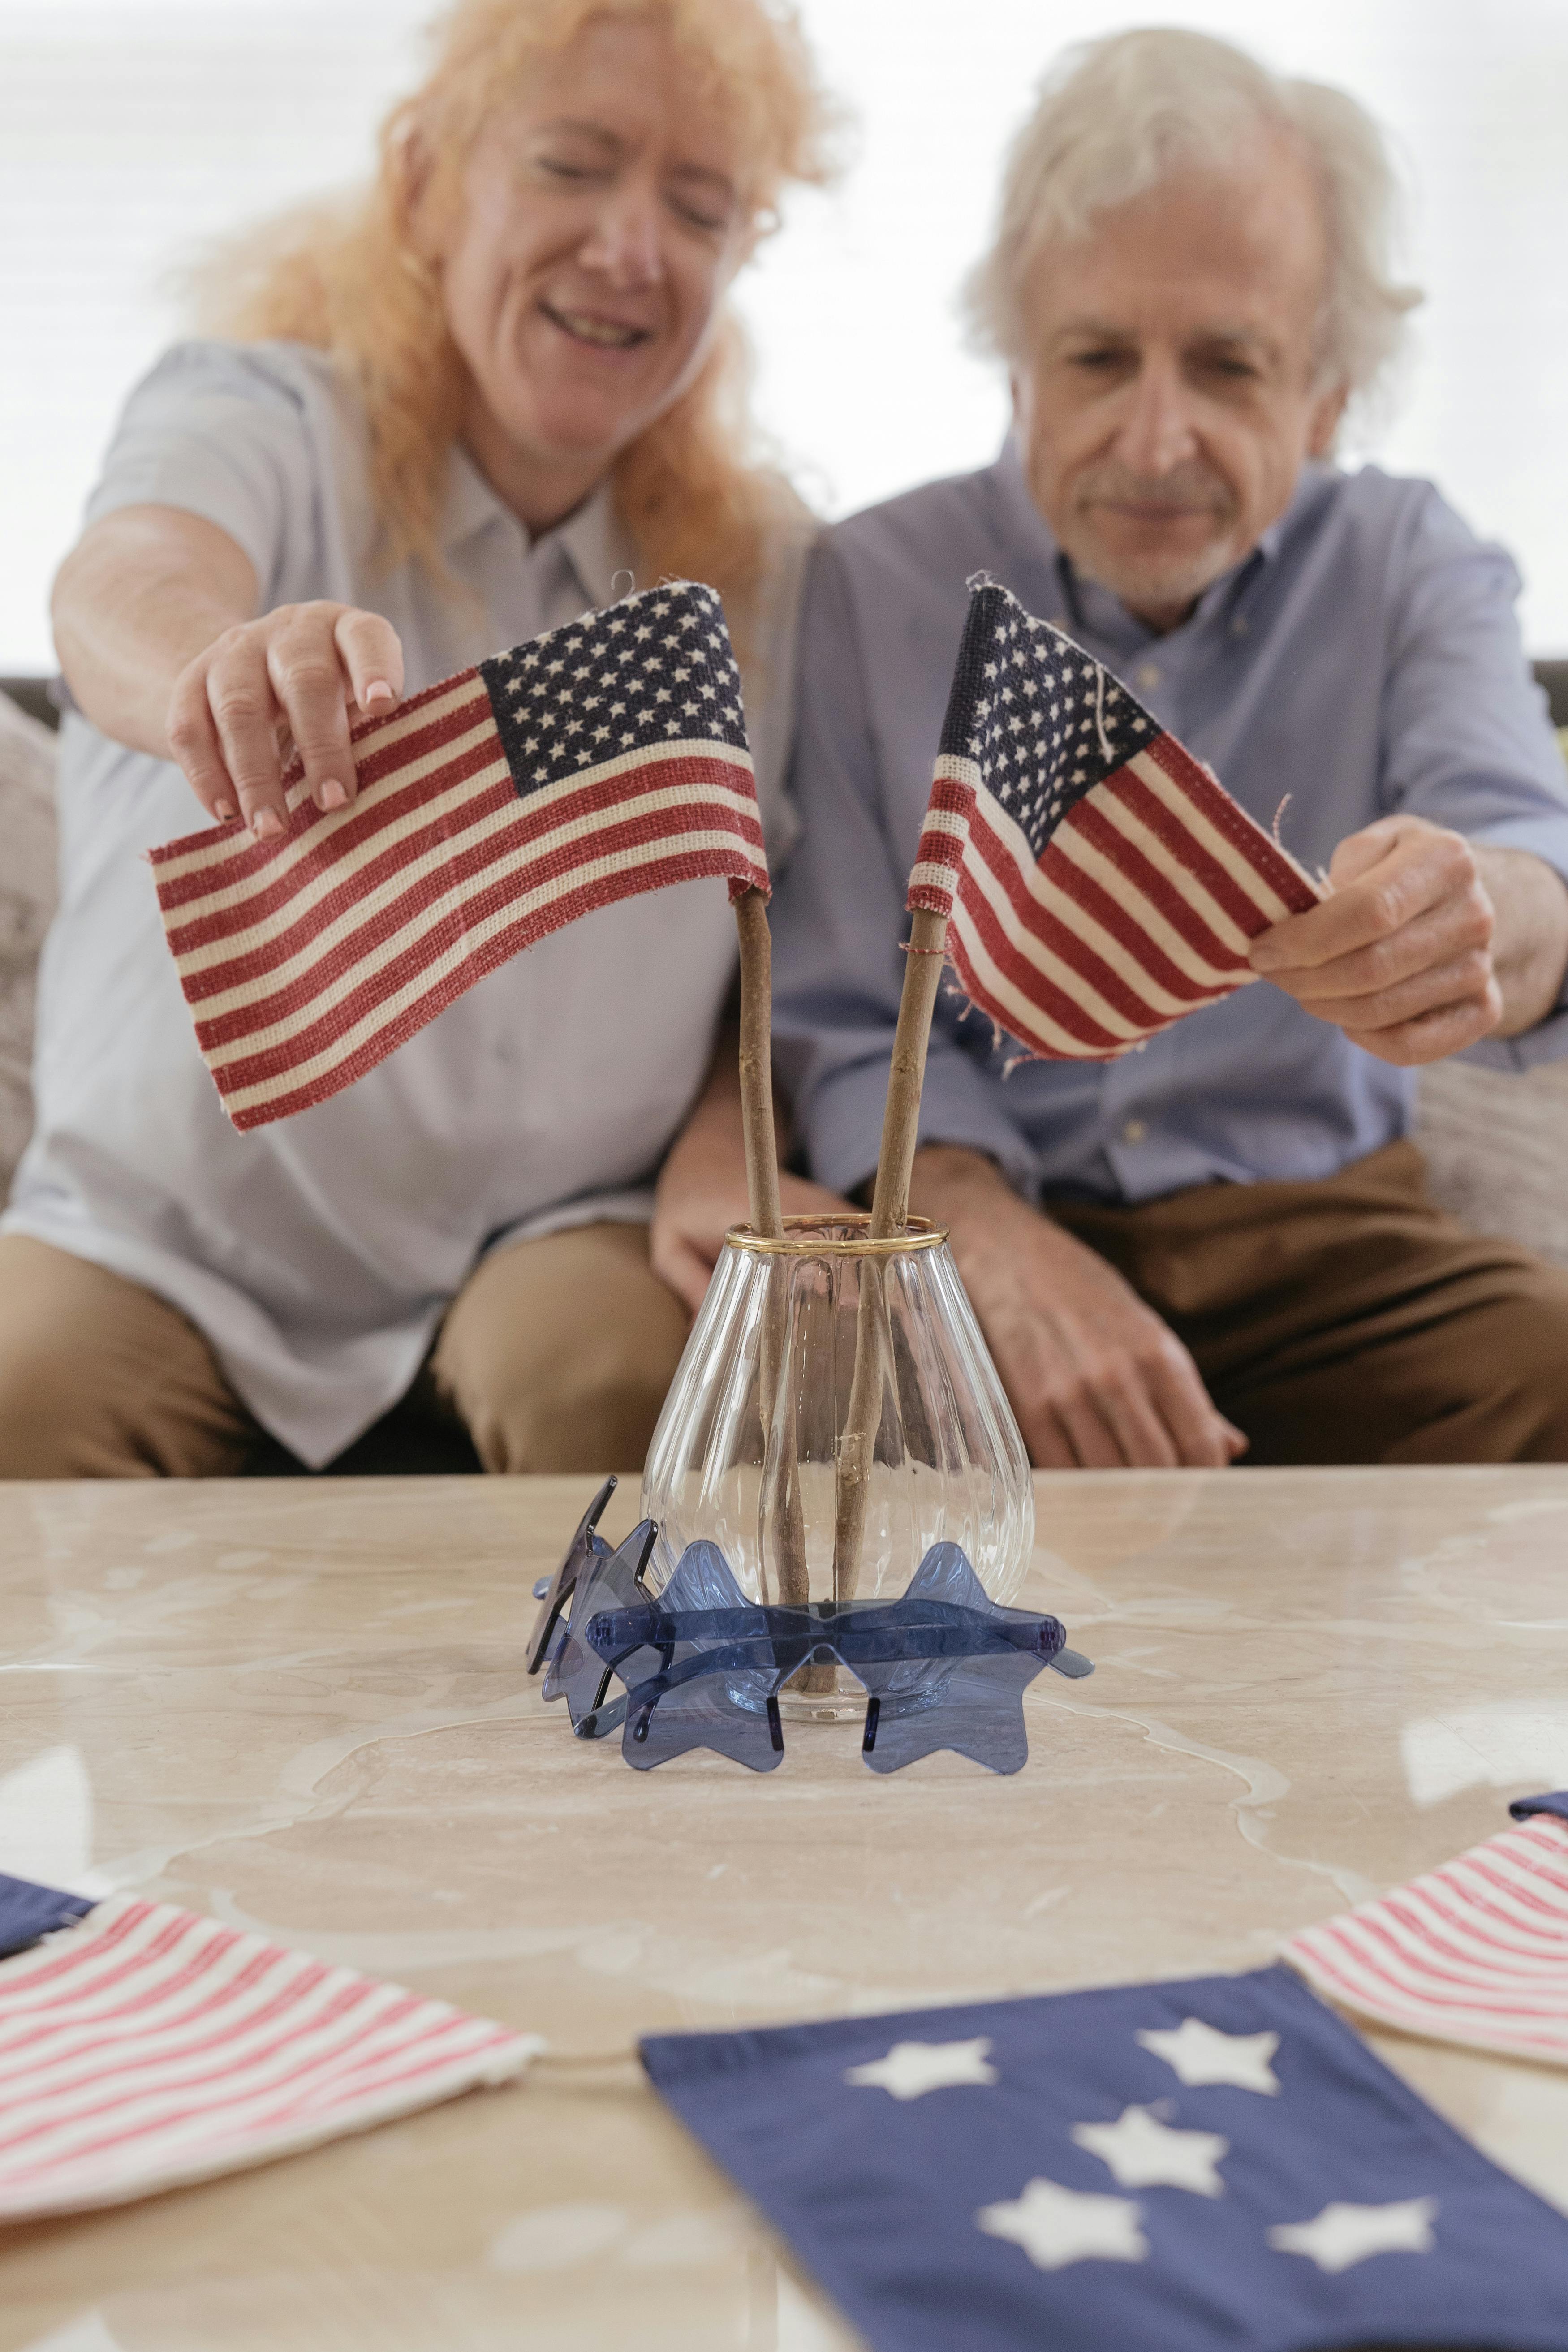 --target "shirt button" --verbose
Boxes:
[1122,1119,1148,1144]
[1232,616,1250,638]
[1135,661,1161,691]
